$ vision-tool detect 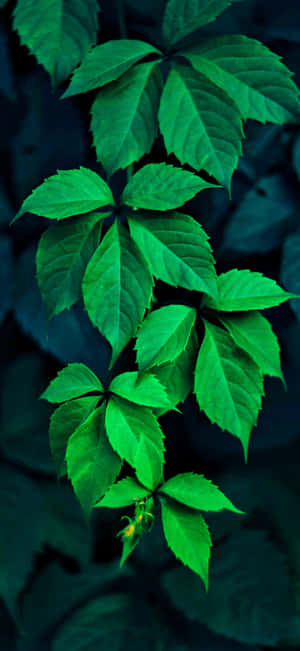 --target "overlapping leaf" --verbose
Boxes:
[160,472,243,513]
[91,61,163,177]
[13,0,99,86]
[162,0,233,49]
[42,362,104,403]
[109,371,170,409]
[82,221,153,367]
[204,269,294,311]
[95,477,150,509]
